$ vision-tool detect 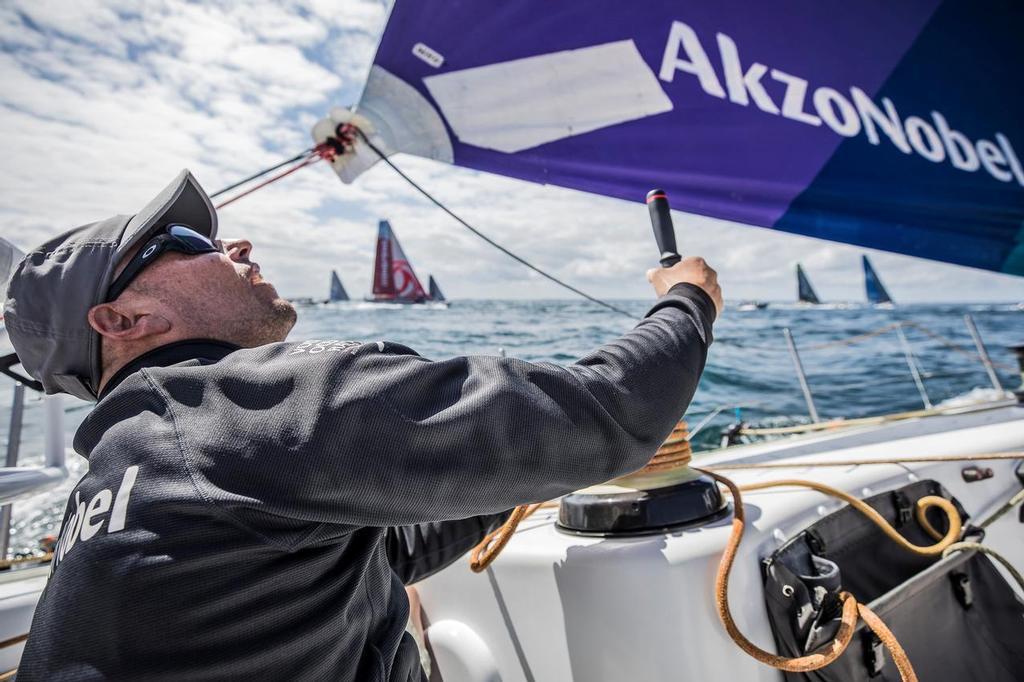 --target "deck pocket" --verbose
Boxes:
[762,479,1024,681]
